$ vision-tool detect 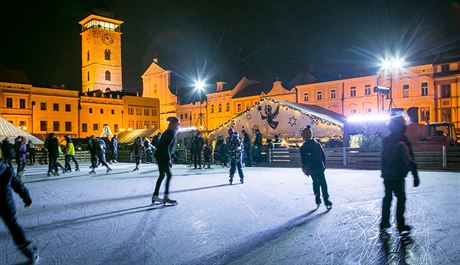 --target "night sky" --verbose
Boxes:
[1,0,459,94]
